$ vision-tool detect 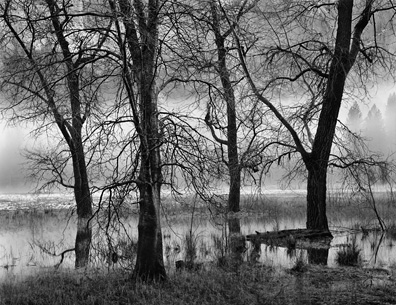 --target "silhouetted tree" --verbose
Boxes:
[107,0,169,281]
[232,0,396,231]
[0,0,111,268]
[166,0,269,214]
